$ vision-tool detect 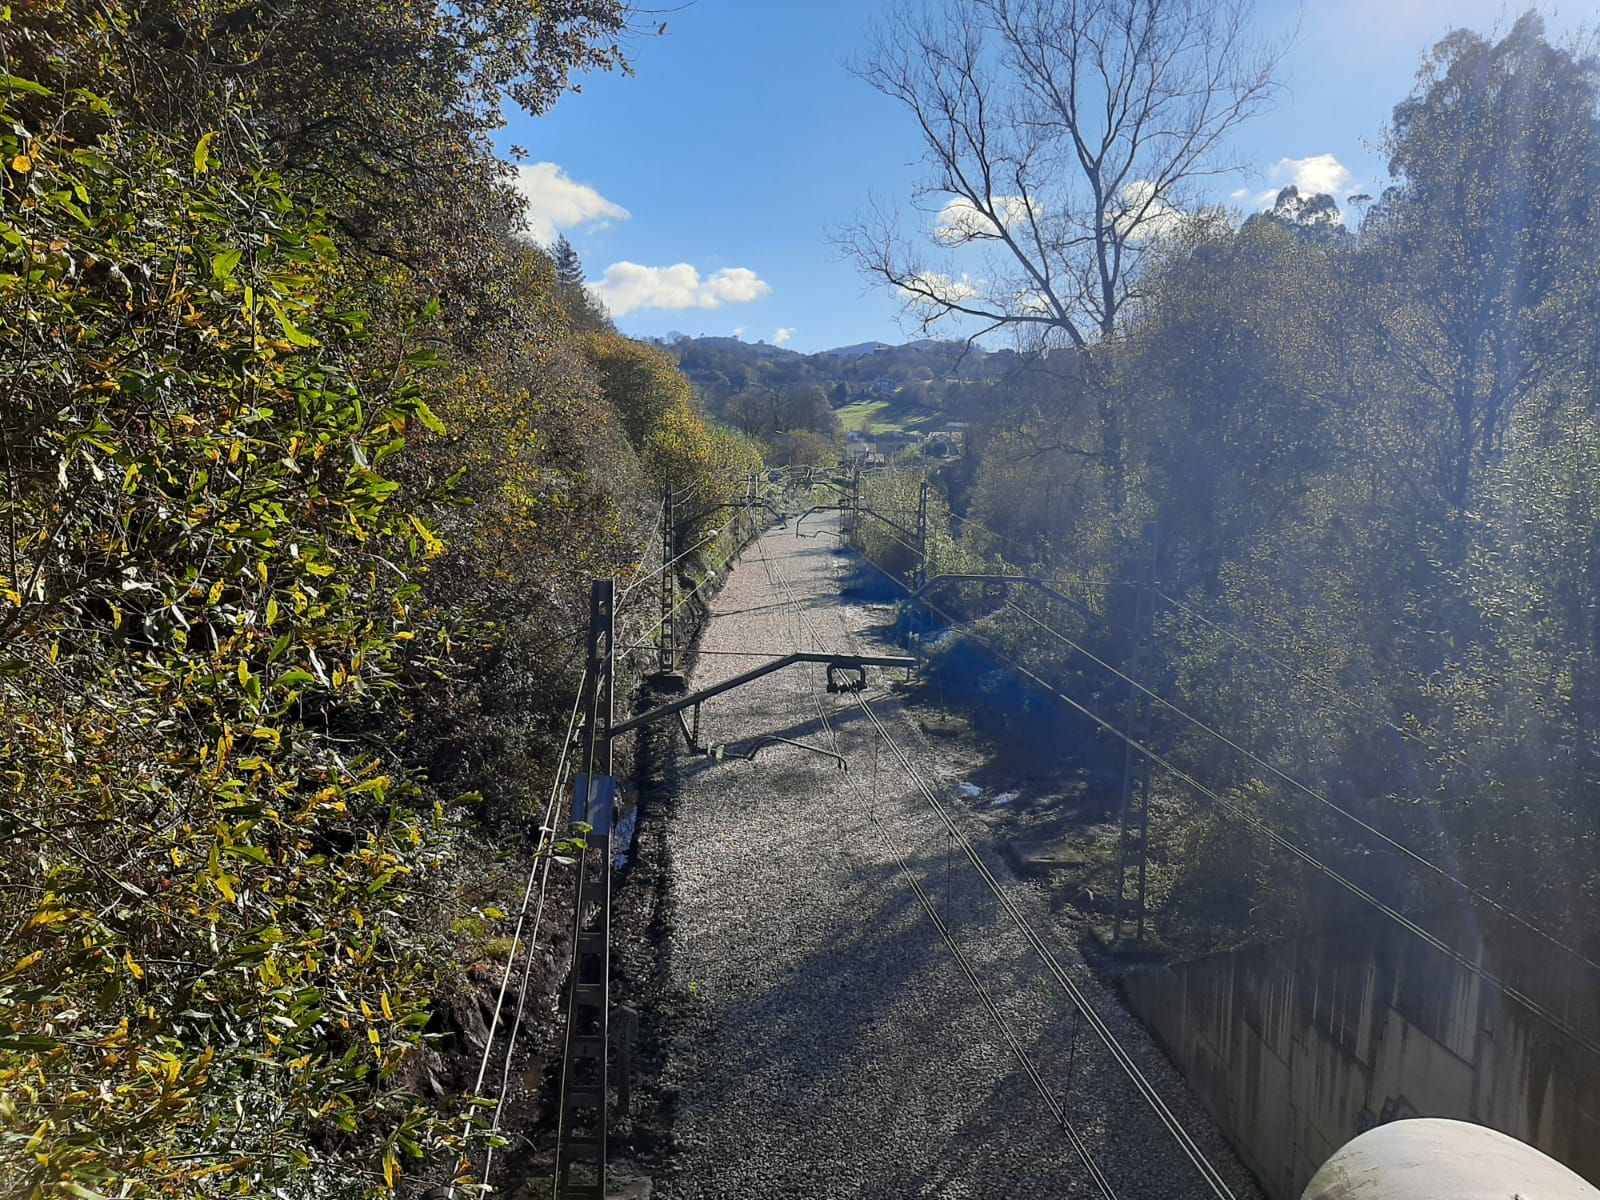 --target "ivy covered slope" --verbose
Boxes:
[0,4,759,1197]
